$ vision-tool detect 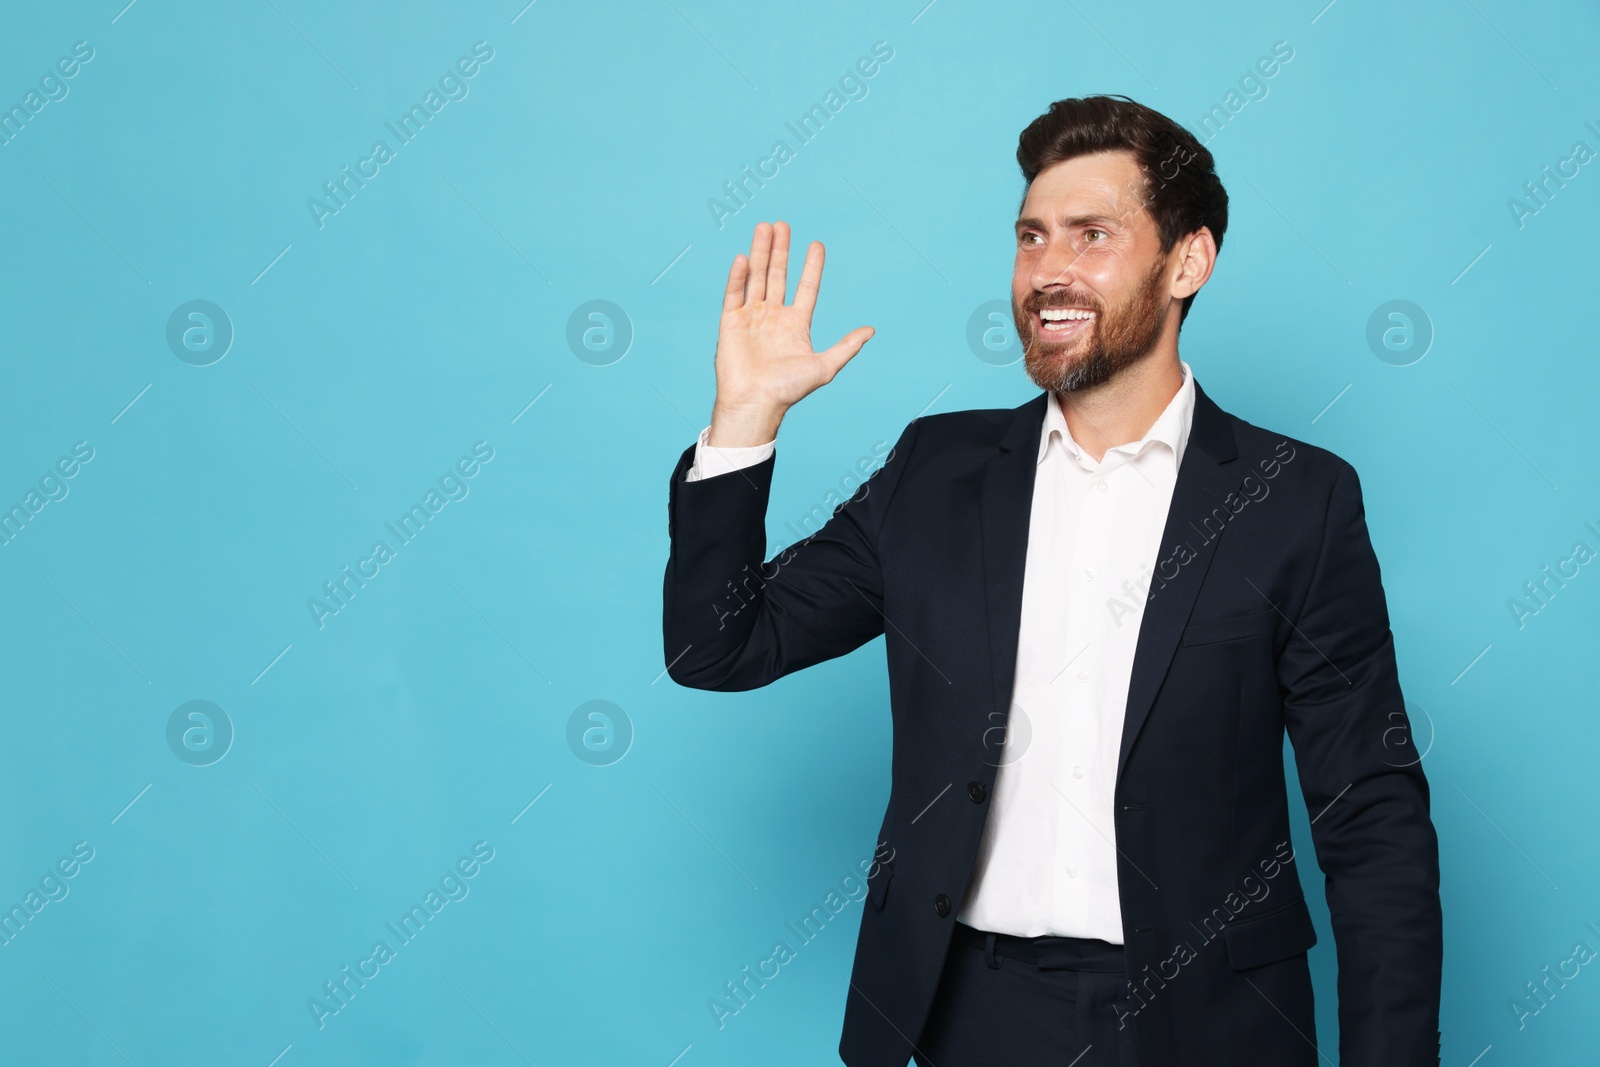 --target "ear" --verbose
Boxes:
[1170,227,1218,301]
